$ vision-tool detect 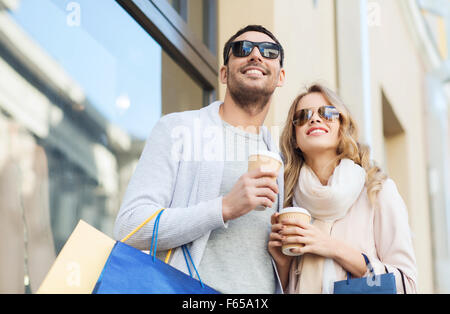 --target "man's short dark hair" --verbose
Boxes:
[223,25,284,68]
